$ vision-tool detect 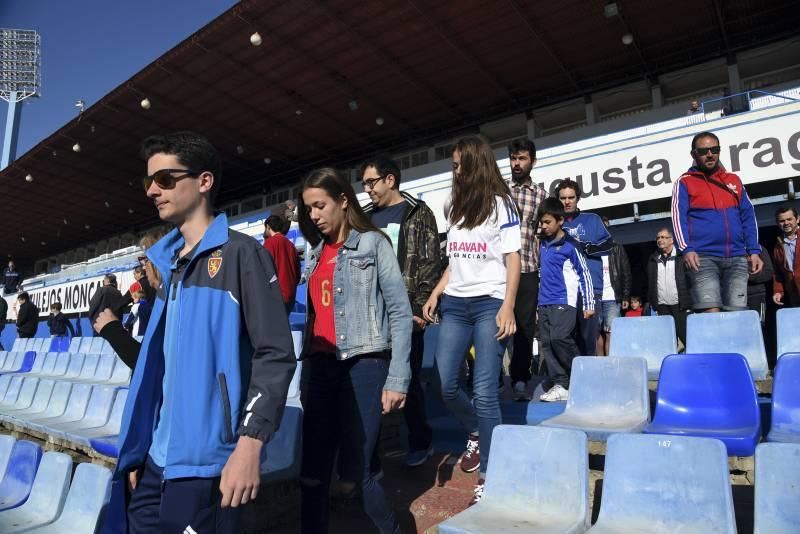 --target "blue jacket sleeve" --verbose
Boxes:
[582,214,613,257]
[672,179,693,253]
[739,186,761,256]
[571,246,595,311]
